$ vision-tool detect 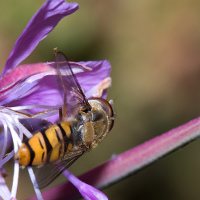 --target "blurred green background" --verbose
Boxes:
[2,0,200,199]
